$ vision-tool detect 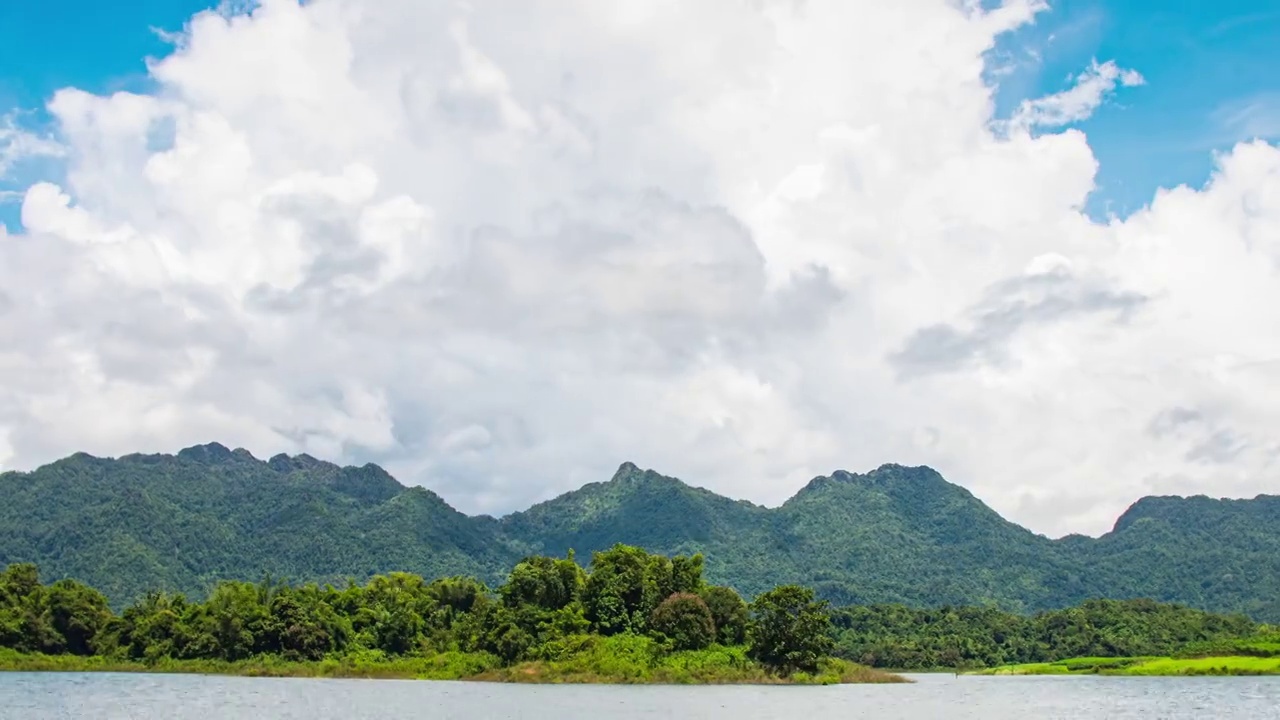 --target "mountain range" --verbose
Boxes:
[2,442,1278,620]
